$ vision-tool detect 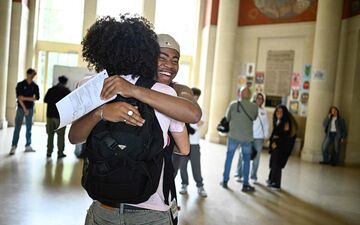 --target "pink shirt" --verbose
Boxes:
[78,74,184,211]
[122,75,184,211]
